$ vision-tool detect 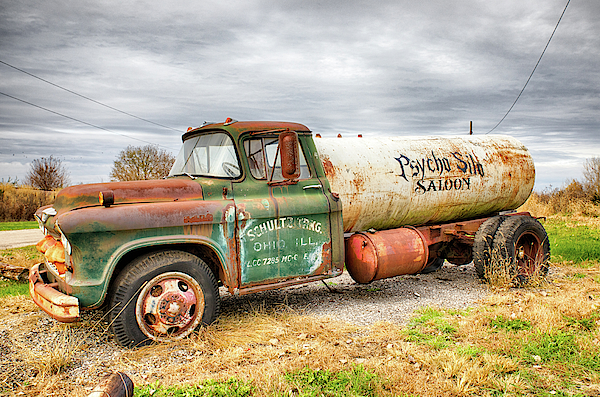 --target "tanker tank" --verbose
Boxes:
[314,135,535,233]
